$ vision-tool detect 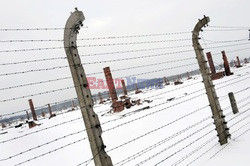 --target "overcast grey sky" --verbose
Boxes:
[0,0,250,116]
